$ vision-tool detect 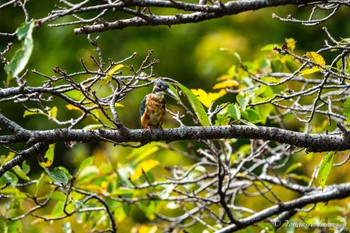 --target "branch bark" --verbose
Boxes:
[73,0,315,34]
[217,183,350,233]
[1,112,348,152]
